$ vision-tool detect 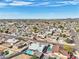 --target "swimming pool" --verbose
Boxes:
[24,50,34,55]
[47,46,52,51]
